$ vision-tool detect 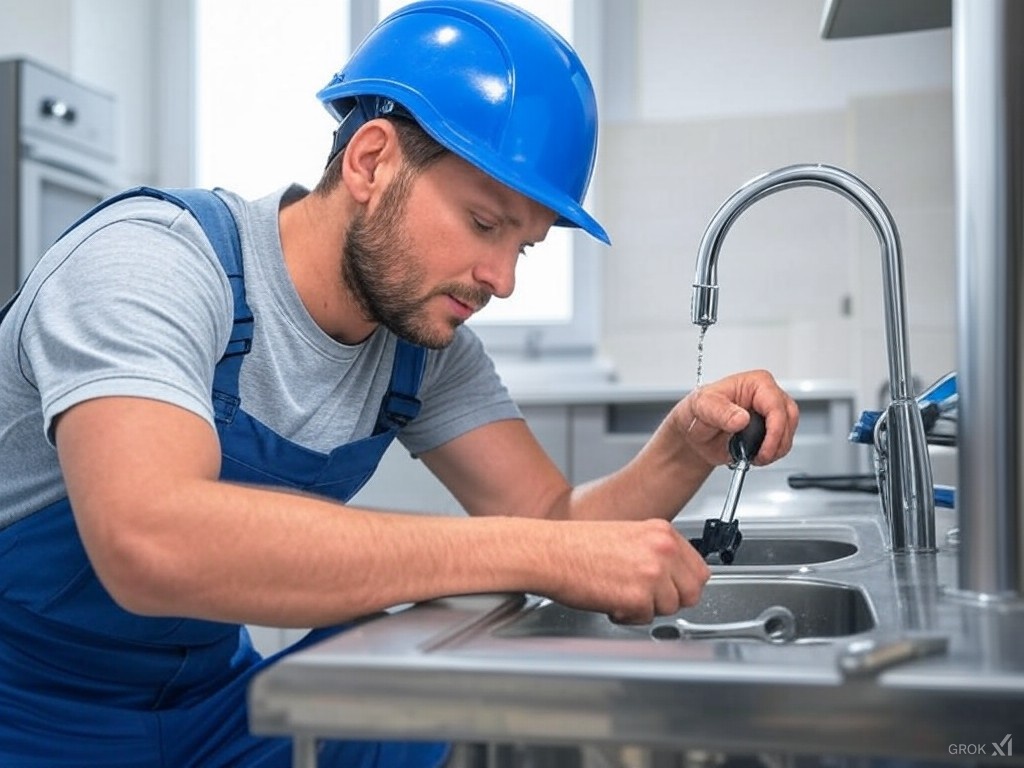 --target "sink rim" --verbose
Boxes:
[496,574,879,644]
